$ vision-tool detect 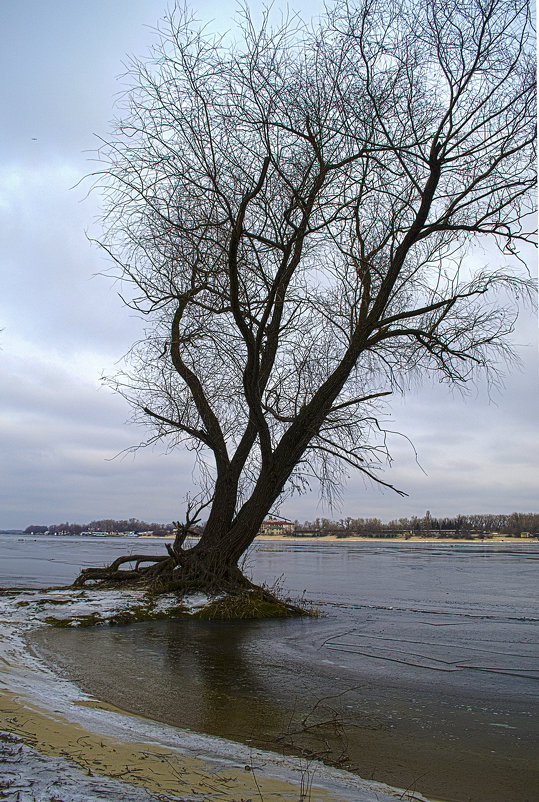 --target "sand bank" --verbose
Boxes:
[0,689,308,801]
[140,534,522,542]
[0,588,433,802]
[254,535,520,543]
